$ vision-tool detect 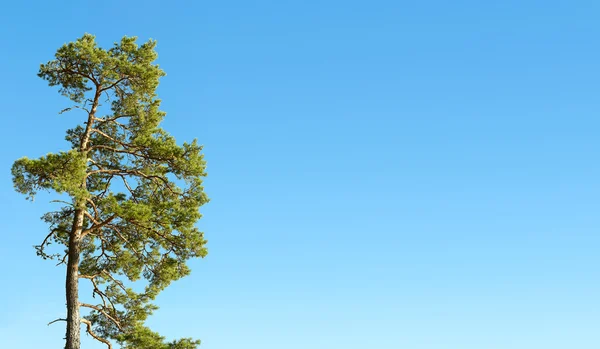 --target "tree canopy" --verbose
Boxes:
[12,34,208,349]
